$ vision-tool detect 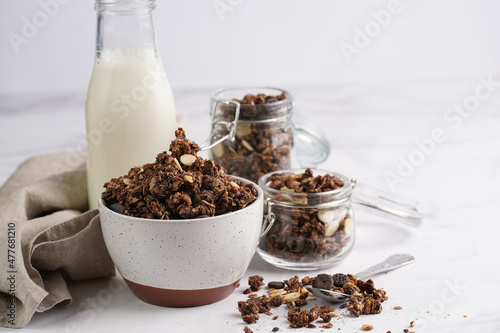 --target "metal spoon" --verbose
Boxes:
[305,254,415,303]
